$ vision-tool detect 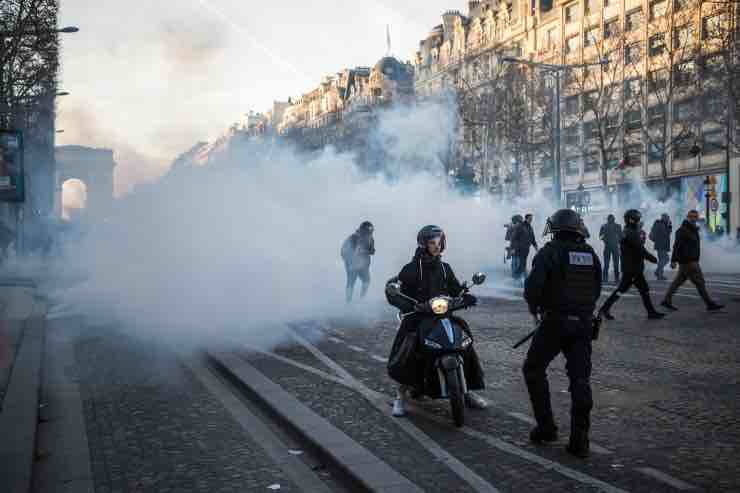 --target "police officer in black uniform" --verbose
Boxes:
[523,209,602,458]
[598,209,665,320]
